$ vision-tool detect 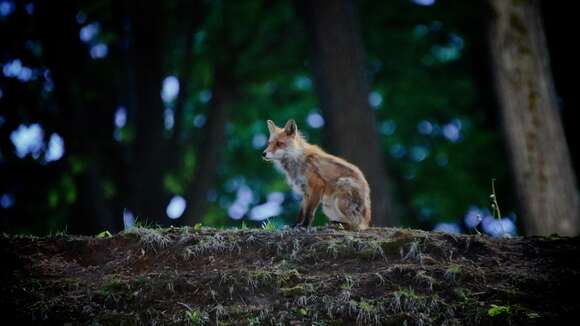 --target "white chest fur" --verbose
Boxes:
[274,159,306,194]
